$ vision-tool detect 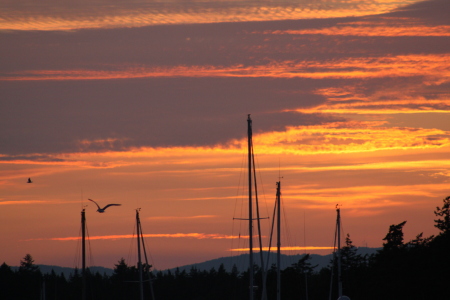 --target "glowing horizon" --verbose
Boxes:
[230,246,336,251]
